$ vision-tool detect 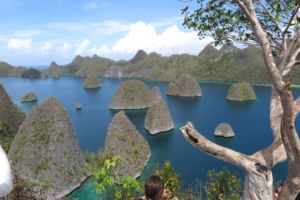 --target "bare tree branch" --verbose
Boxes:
[180,122,252,170]
[282,46,300,76]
